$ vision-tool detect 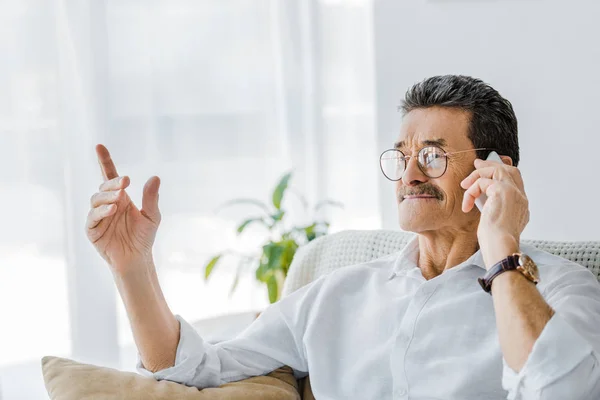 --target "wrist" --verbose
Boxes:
[112,256,158,289]
[489,269,529,295]
[481,235,520,270]
[111,254,156,276]
[112,257,164,309]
